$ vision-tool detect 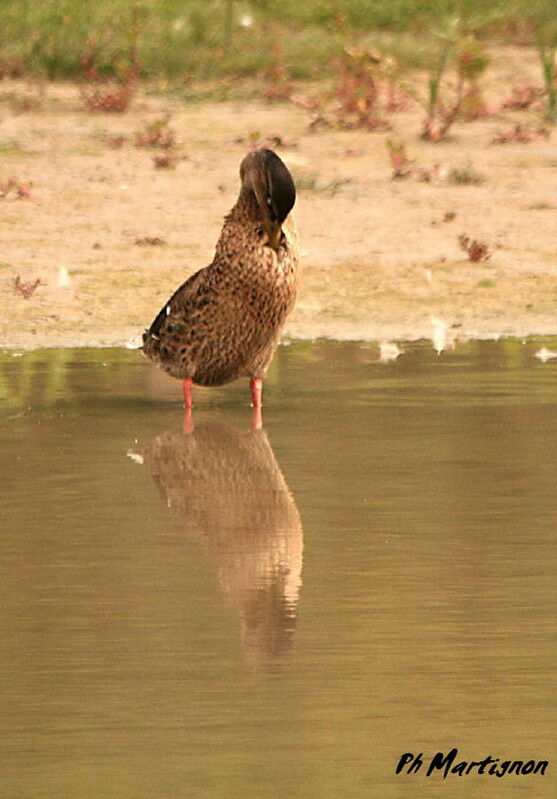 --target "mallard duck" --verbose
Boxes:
[142,148,299,429]
[140,422,303,664]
